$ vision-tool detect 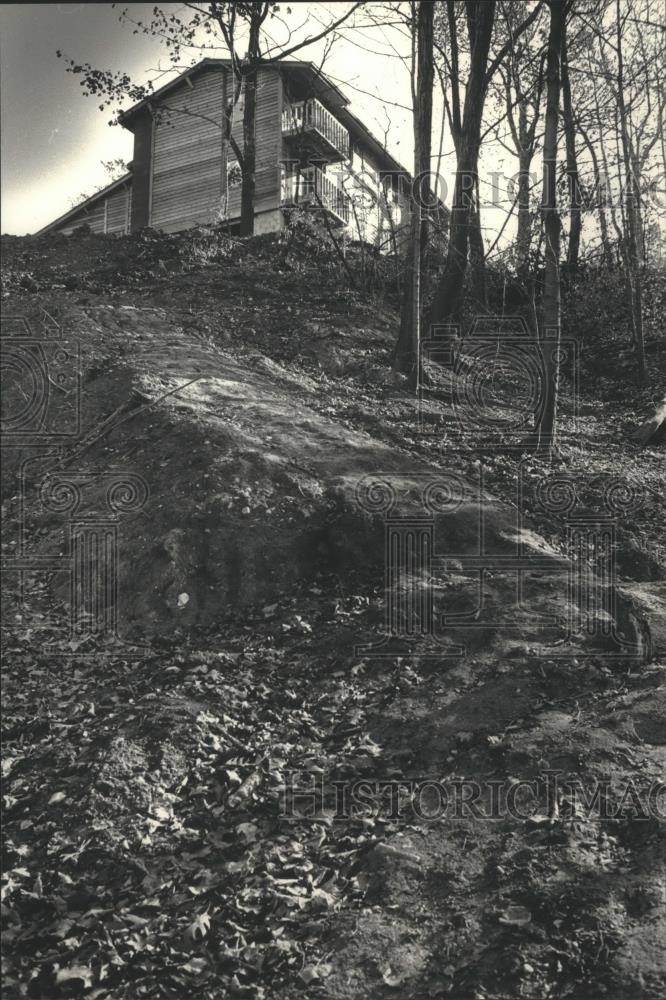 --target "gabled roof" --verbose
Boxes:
[118,58,349,126]
[36,172,131,236]
[117,57,411,178]
[38,59,422,236]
